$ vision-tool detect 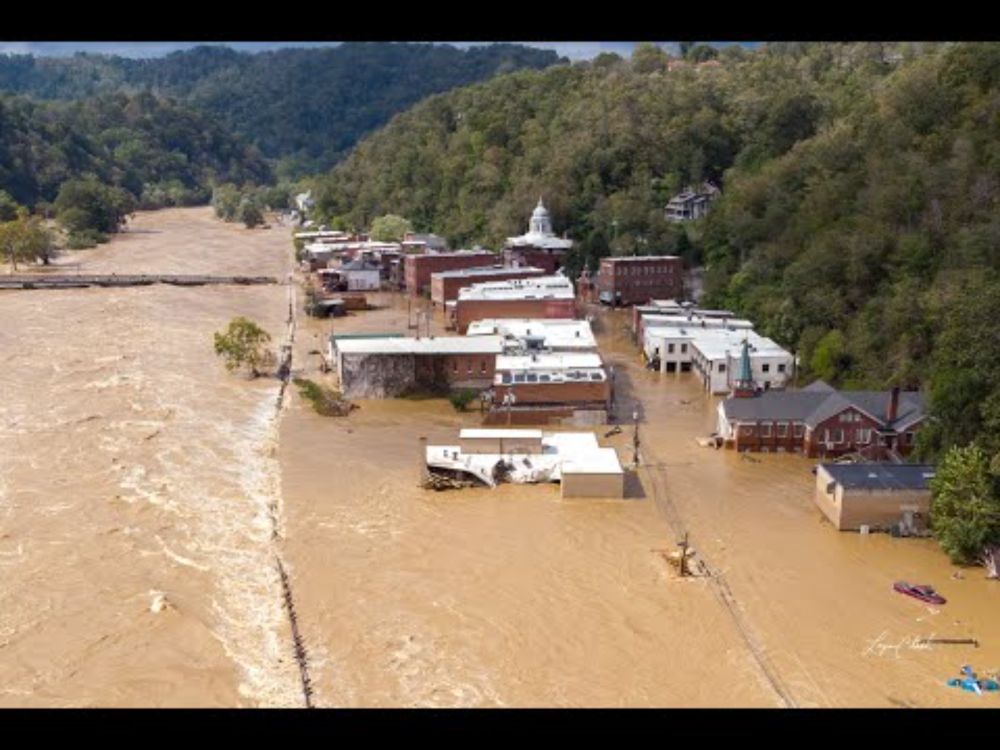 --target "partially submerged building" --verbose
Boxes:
[502,199,574,274]
[329,334,503,399]
[717,382,926,457]
[488,351,611,425]
[425,428,624,498]
[430,265,545,308]
[466,318,598,353]
[596,255,684,307]
[453,275,577,334]
[642,324,792,394]
[814,463,935,533]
